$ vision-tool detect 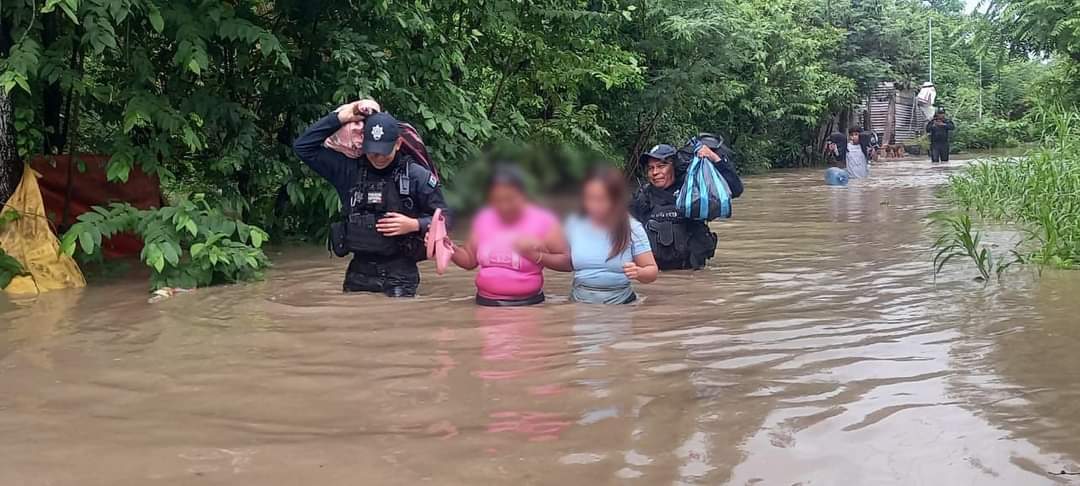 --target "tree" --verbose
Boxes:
[0,15,21,206]
[983,0,1080,62]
